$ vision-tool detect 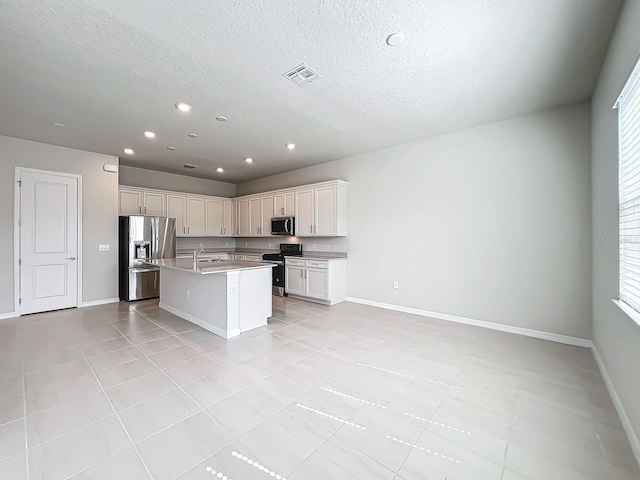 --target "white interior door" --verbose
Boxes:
[19,170,79,314]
